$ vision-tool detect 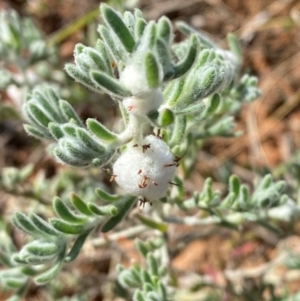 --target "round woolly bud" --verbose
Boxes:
[123,89,163,116]
[120,64,147,95]
[113,135,176,200]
